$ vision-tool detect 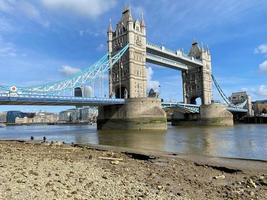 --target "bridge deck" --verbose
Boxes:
[0,95,125,106]
[0,94,248,113]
